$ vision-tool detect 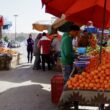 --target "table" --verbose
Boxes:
[58,88,110,110]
